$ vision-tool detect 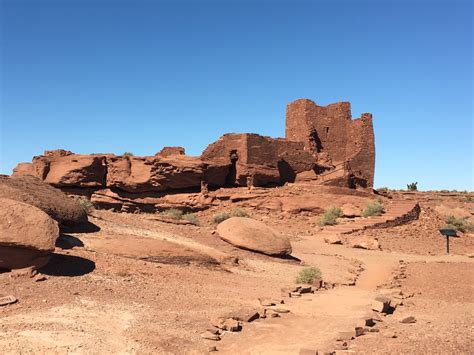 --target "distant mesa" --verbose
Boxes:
[12,99,375,212]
